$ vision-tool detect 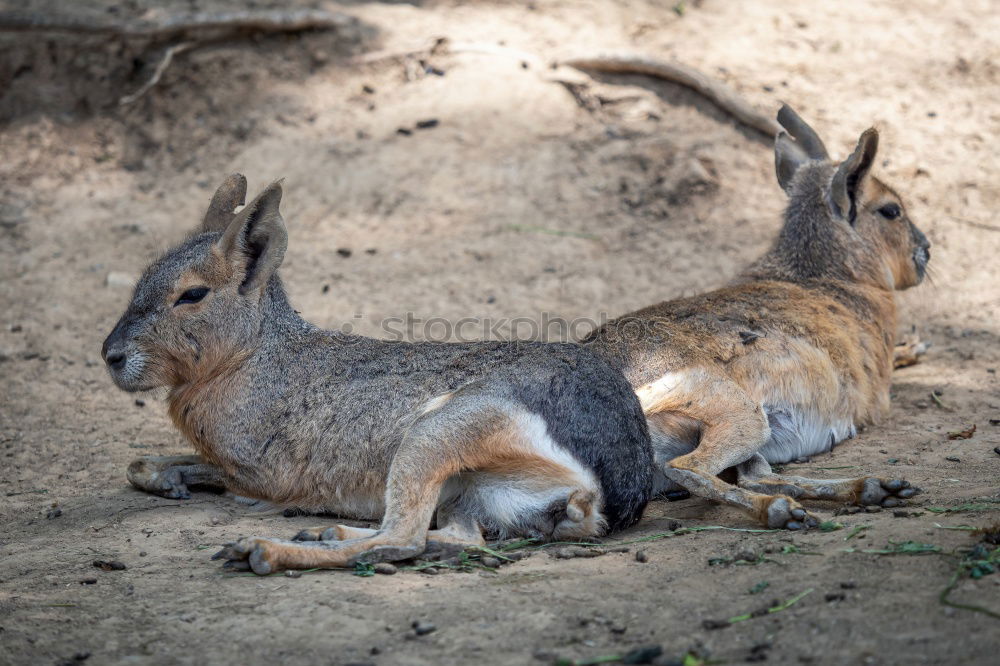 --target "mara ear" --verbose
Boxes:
[776,105,829,160]
[774,131,809,193]
[217,180,288,295]
[203,173,248,232]
[828,128,879,224]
